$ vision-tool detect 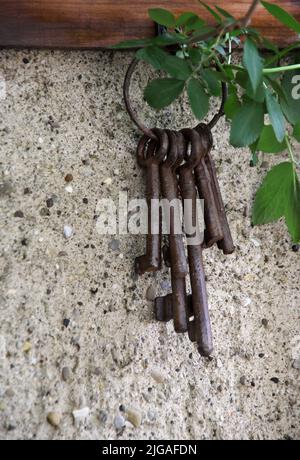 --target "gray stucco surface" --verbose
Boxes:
[0,50,299,440]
